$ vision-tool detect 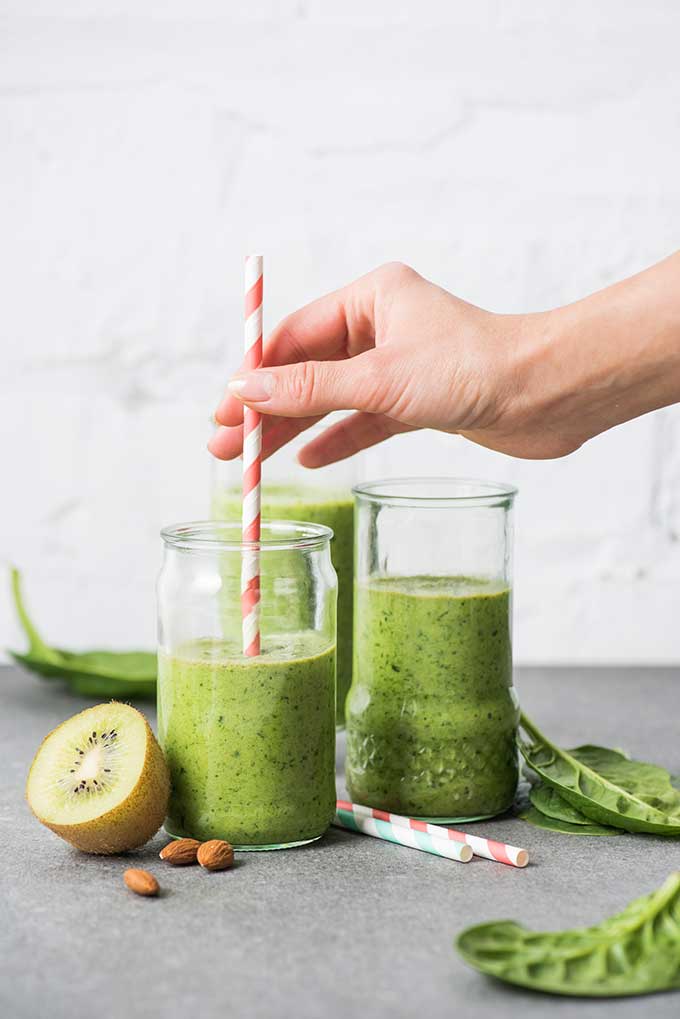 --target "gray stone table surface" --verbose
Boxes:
[2,664,680,1019]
